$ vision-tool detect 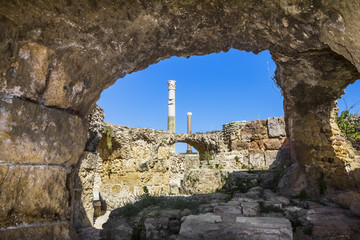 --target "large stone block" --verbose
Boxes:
[1,42,55,103]
[263,139,282,150]
[0,221,76,240]
[0,96,87,164]
[0,164,71,228]
[248,150,265,168]
[178,215,292,240]
[182,169,223,194]
[264,150,279,168]
[267,117,286,138]
[231,139,249,151]
[240,120,268,141]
